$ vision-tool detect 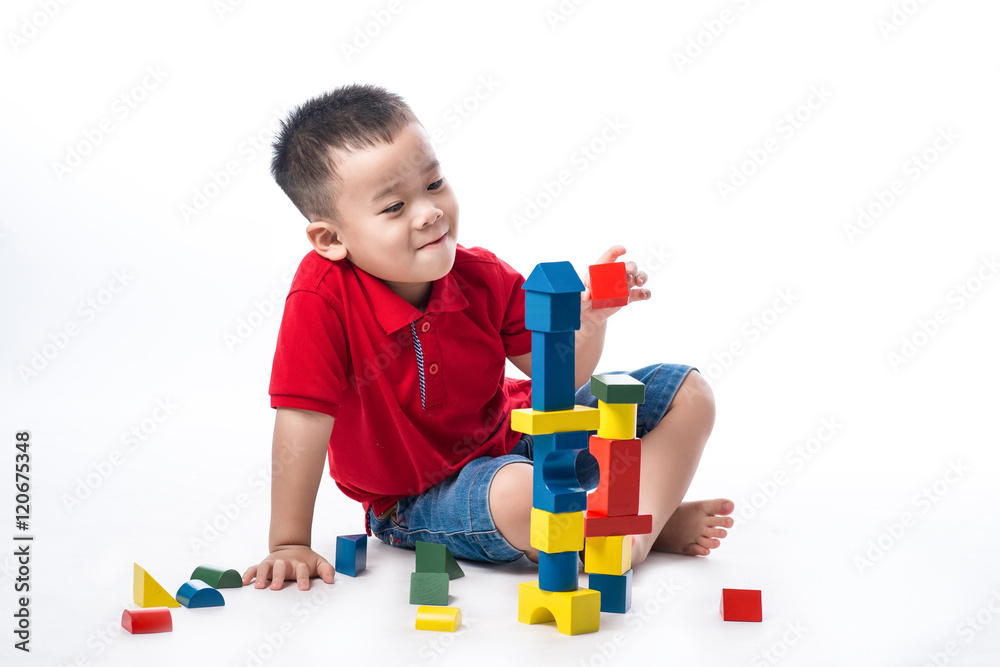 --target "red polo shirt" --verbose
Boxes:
[269,244,533,520]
